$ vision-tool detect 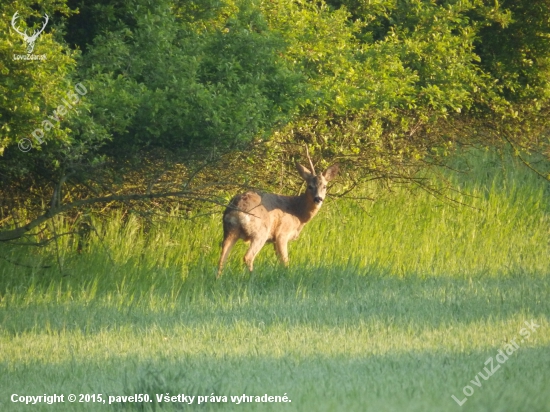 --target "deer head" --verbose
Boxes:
[296,162,339,205]
[295,144,339,205]
[11,12,49,54]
